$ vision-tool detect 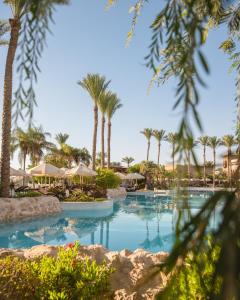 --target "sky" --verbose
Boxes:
[0,1,237,168]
